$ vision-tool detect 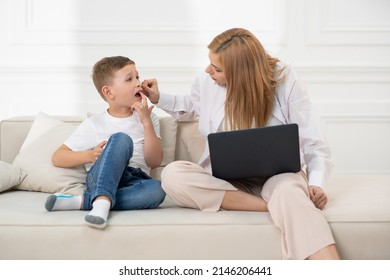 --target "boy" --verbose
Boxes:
[45,56,166,229]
